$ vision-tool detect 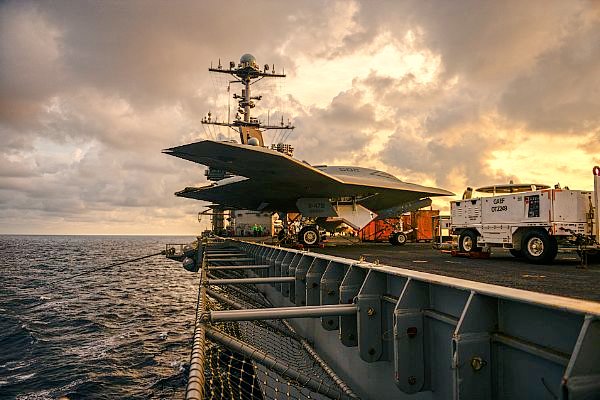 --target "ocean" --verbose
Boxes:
[0,235,199,399]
